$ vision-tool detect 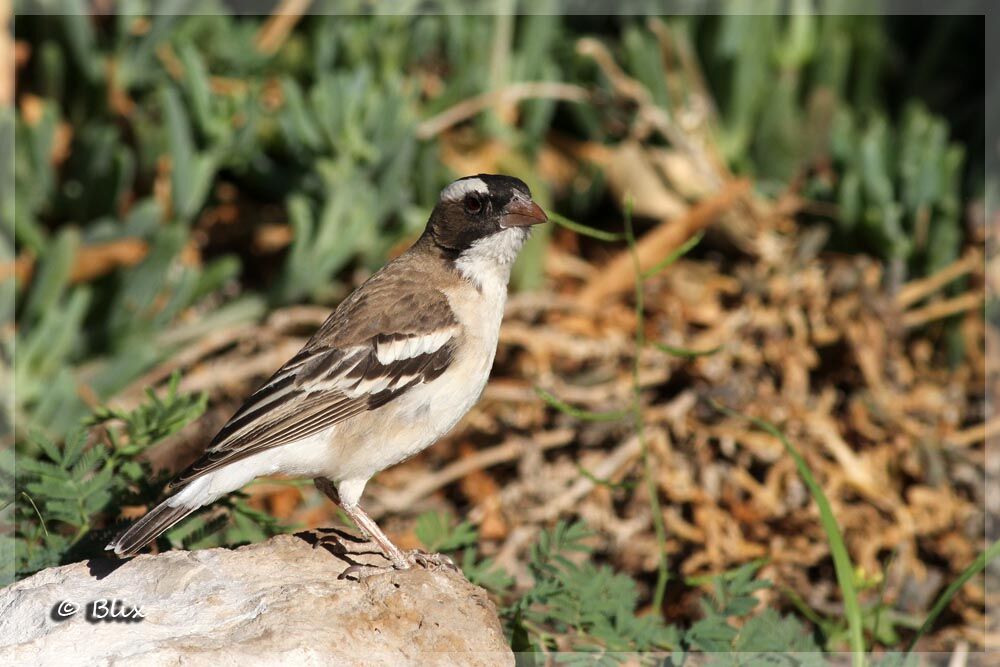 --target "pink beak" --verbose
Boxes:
[500,196,548,228]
